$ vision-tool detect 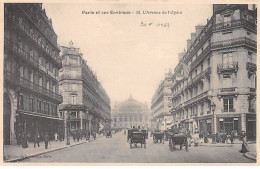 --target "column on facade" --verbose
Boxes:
[241,113,246,132]
[64,110,68,138]
[80,110,83,130]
